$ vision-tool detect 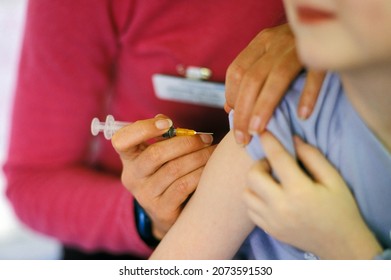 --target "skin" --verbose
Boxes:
[244,0,391,258]
[150,132,382,260]
[111,114,215,239]
[113,22,324,240]
[150,0,391,259]
[283,0,391,149]
[150,131,255,259]
[225,23,325,146]
[244,133,382,259]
